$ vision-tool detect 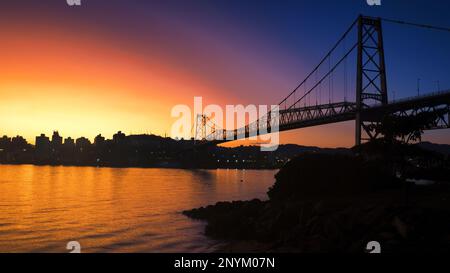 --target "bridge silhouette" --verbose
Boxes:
[194,15,450,146]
